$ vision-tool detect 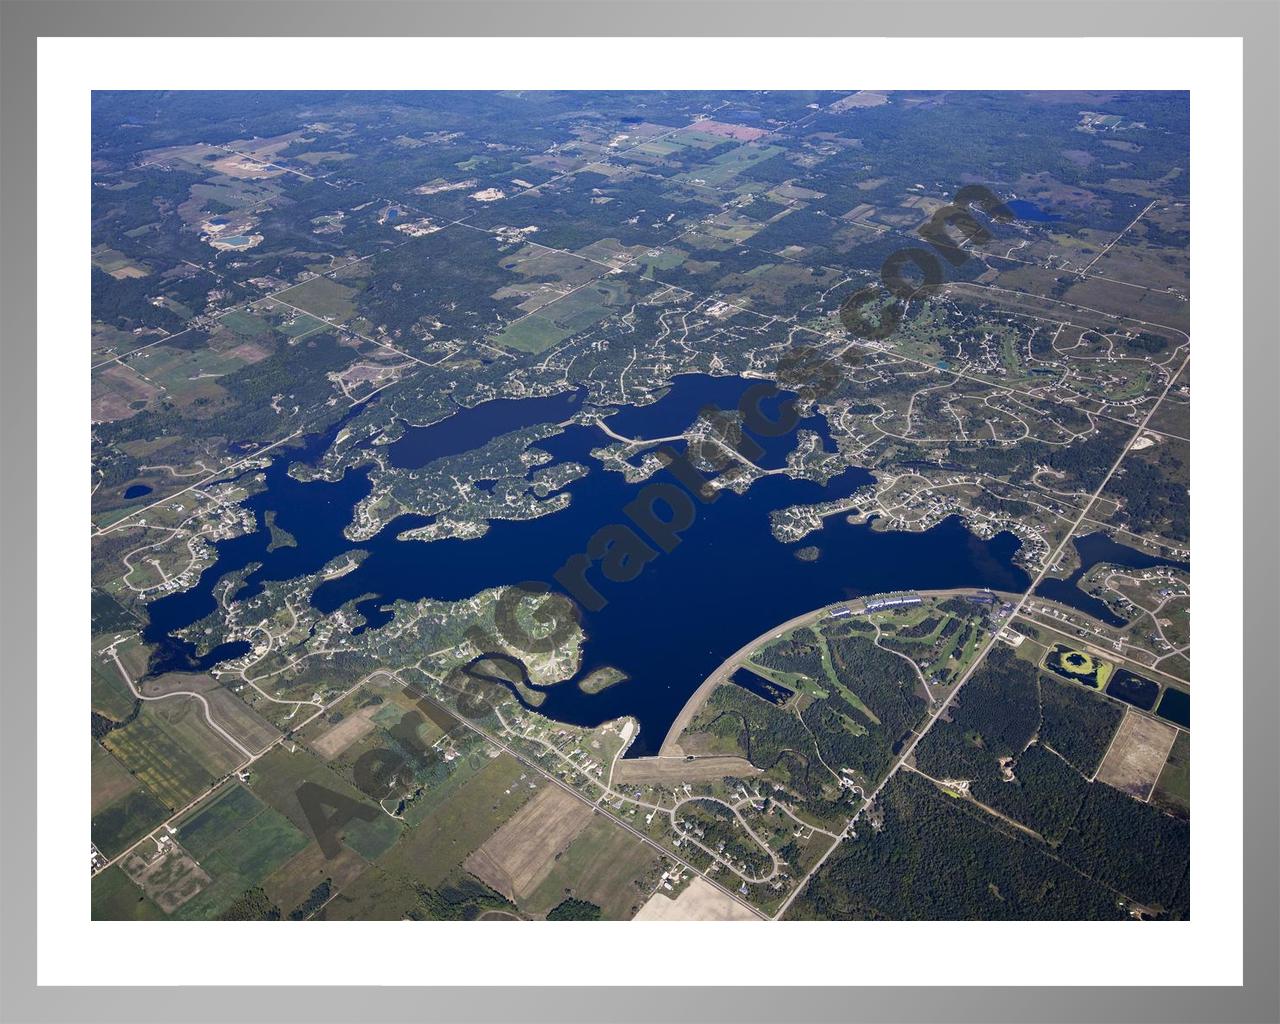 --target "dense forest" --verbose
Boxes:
[1038,674,1124,775]
[789,772,1126,920]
